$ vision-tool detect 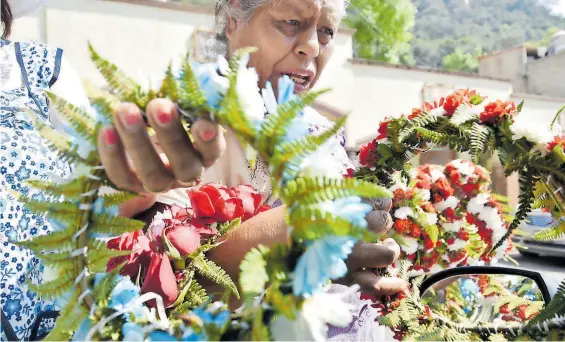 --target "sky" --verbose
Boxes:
[550,0,565,16]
